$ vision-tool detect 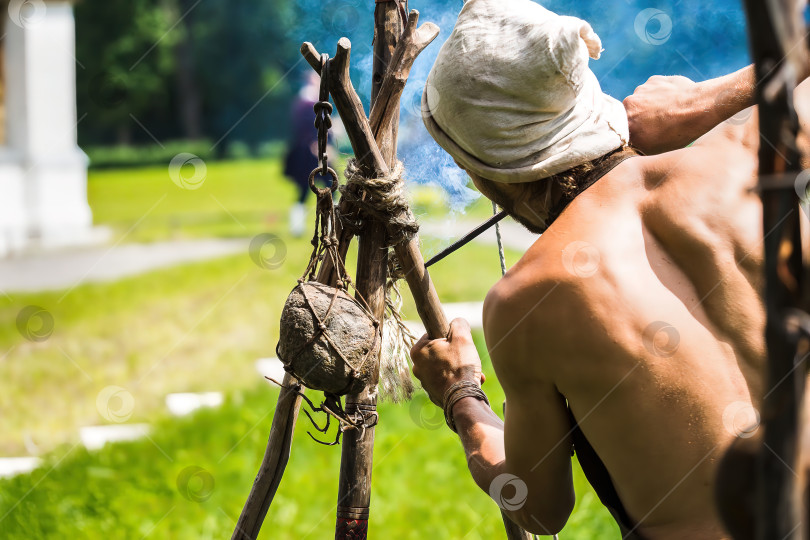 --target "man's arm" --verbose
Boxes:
[623,65,755,154]
[690,68,810,156]
[411,315,575,535]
